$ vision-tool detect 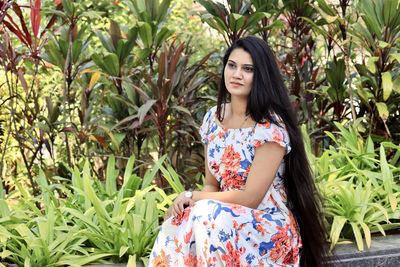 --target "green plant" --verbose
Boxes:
[60,155,172,263]
[307,123,400,251]
[0,0,61,196]
[196,0,270,46]
[0,154,177,265]
[126,40,214,179]
[0,170,111,266]
[350,0,400,141]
